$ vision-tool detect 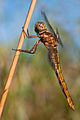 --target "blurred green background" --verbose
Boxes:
[0,0,80,120]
